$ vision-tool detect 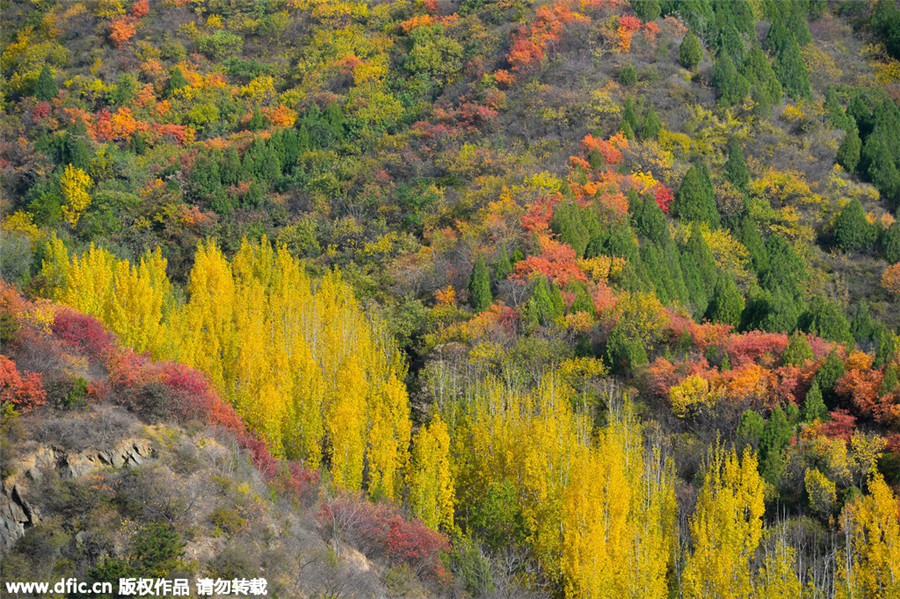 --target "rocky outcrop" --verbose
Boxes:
[0,437,155,555]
